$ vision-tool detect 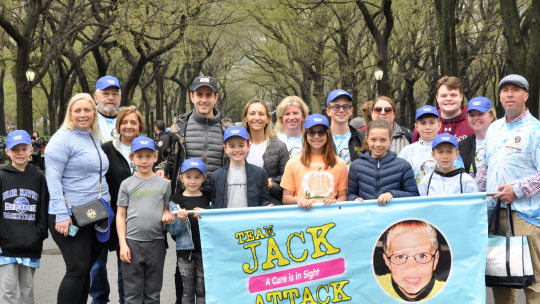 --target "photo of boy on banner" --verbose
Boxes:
[373,220,452,302]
